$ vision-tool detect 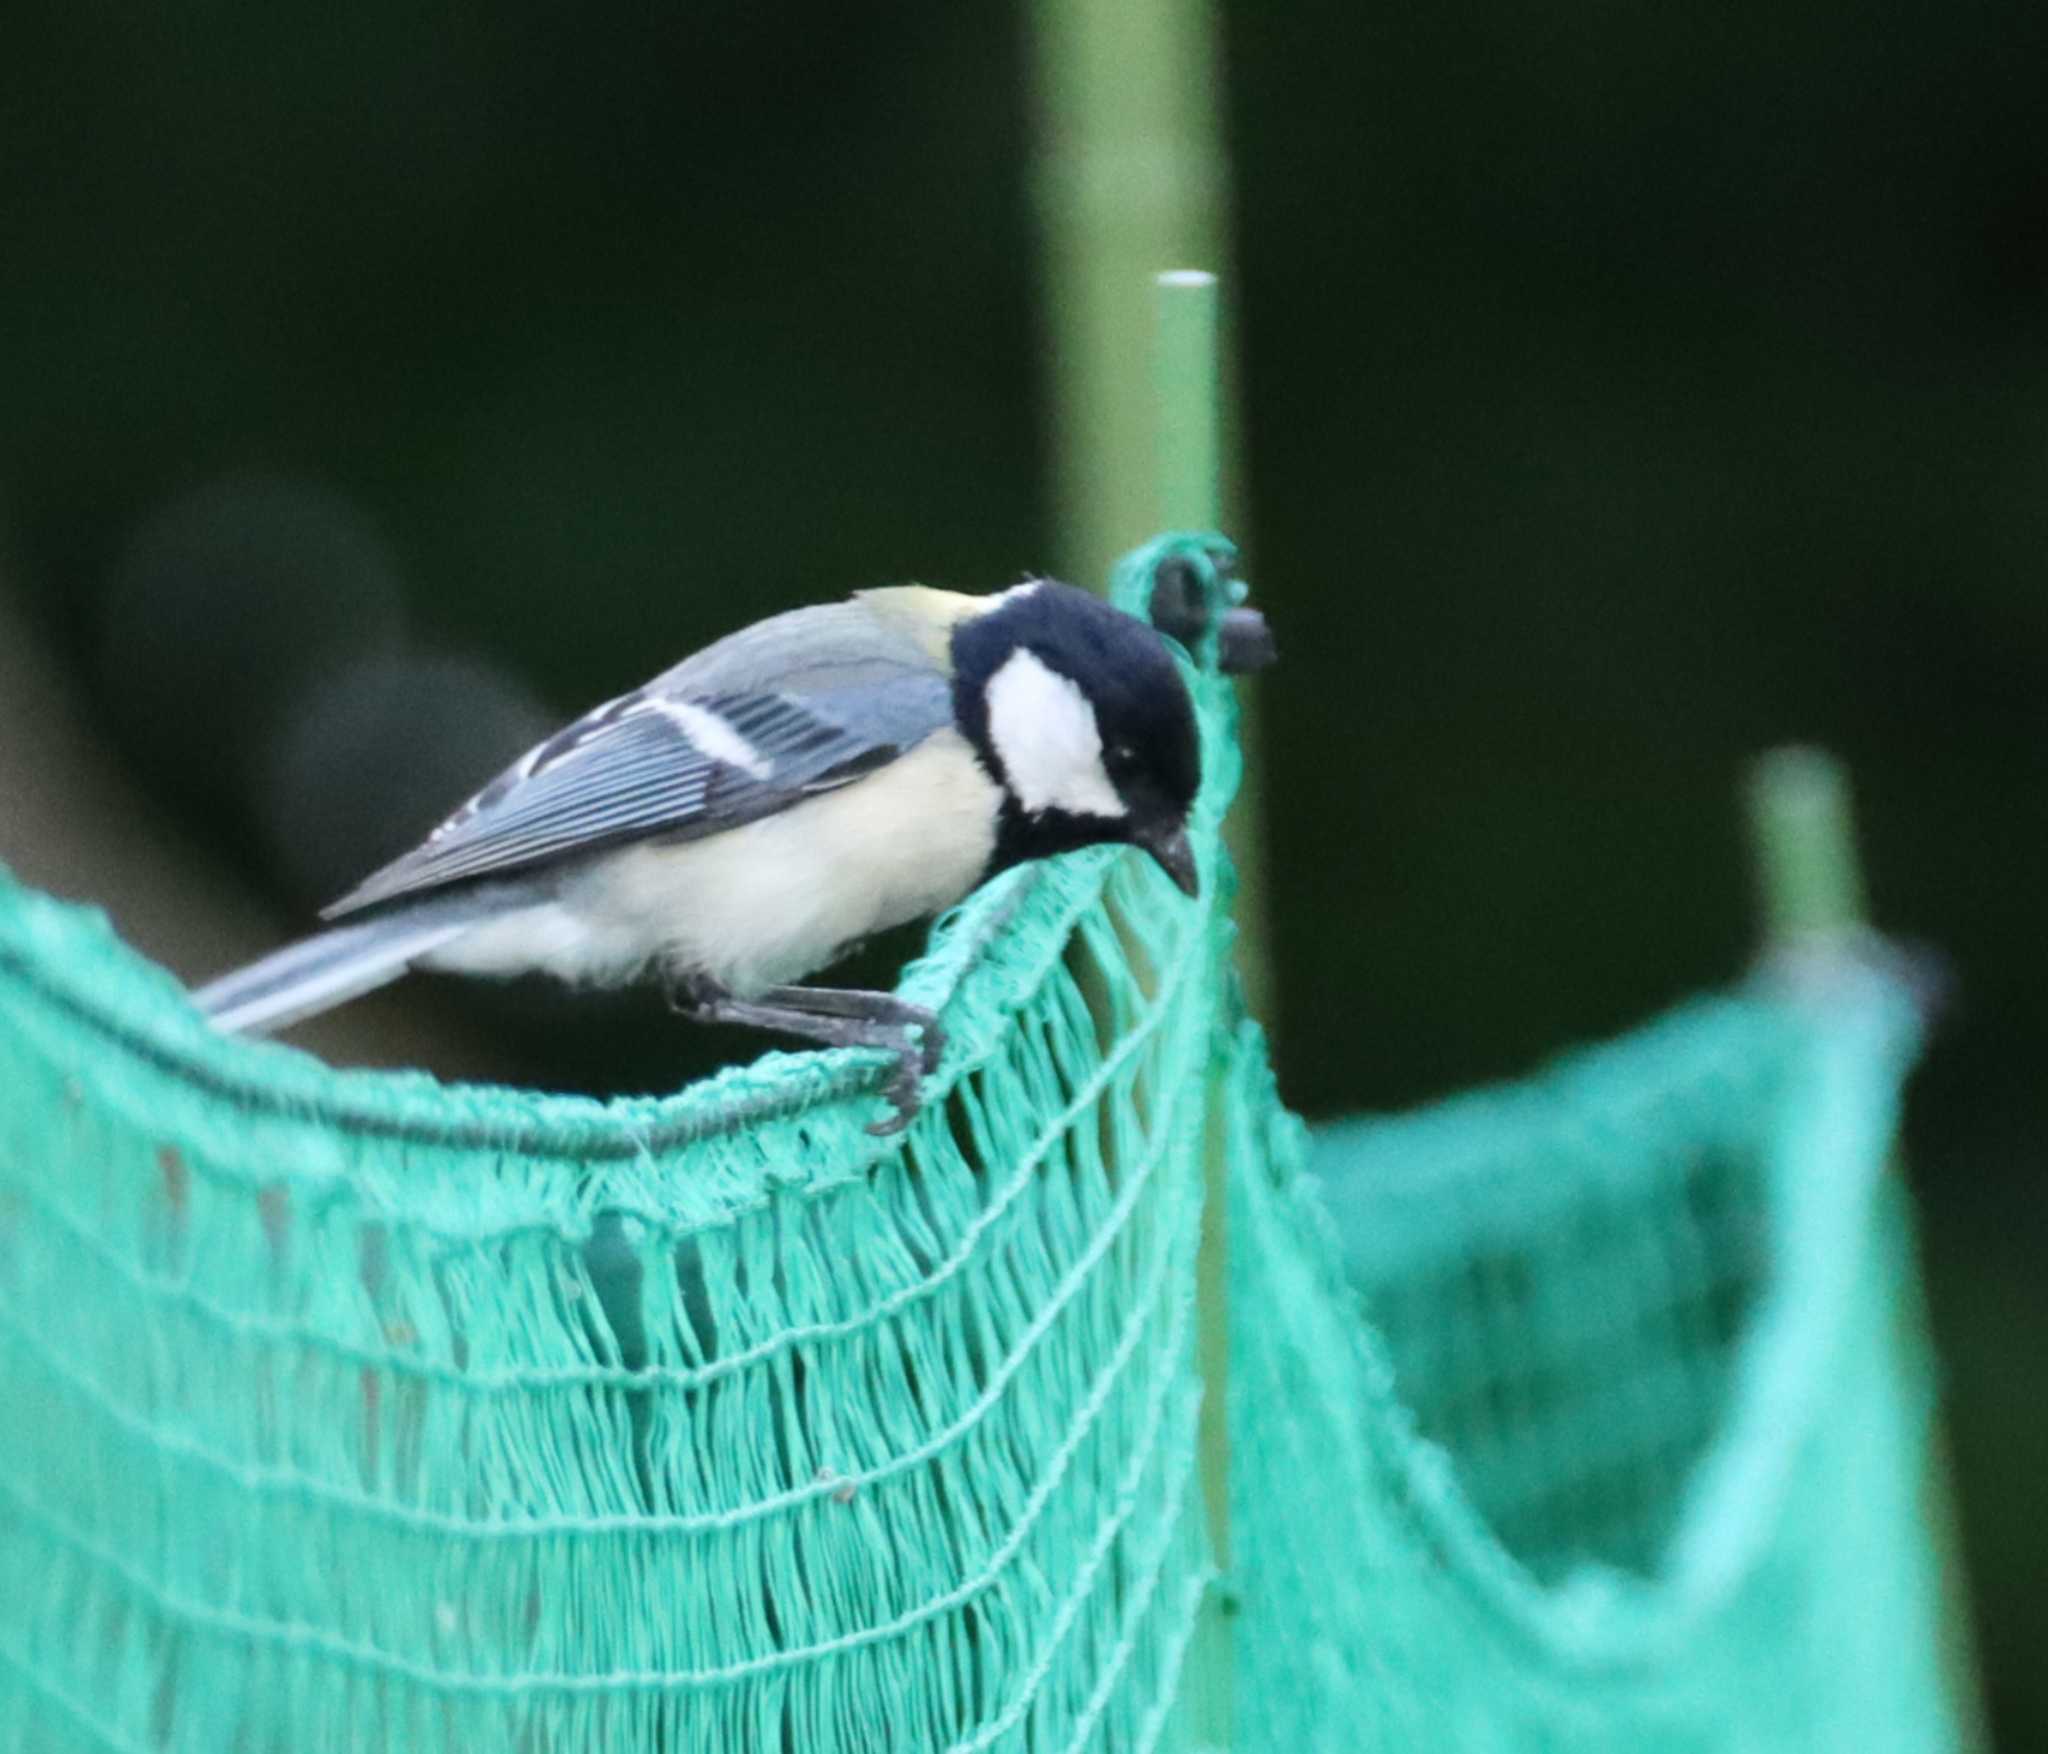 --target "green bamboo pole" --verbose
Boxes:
[1156,270,1222,530]
[1151,271,1274,1028]
[1153,265,1236,1747]
[1029,0,1228,587]
[1031,15,1242,1739]
[1745,747,1867,945]
[1744,748,1989,1752]
[1154,273,1228,1494]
